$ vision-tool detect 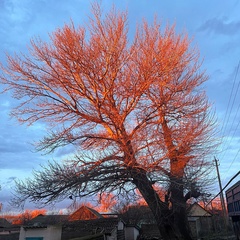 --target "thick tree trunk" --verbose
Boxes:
[168,176,193,240]
[132,168,192,240]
